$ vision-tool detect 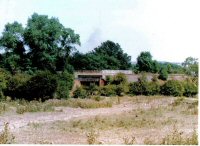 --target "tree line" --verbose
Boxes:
[0,13,198,101]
